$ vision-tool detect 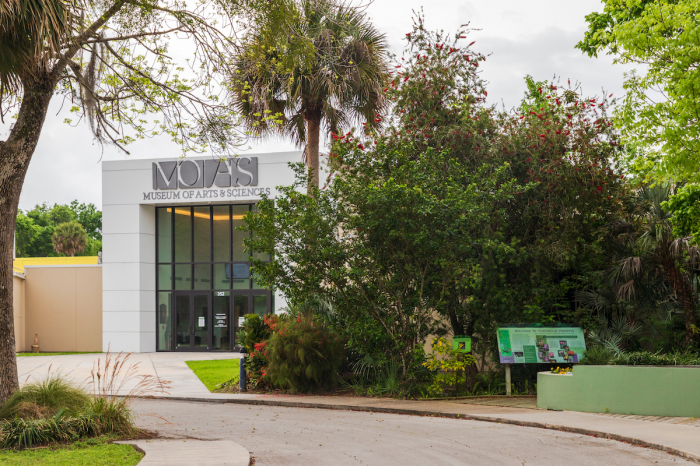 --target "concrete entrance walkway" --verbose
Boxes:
[17,352,241,397]
[16,353,700,463]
